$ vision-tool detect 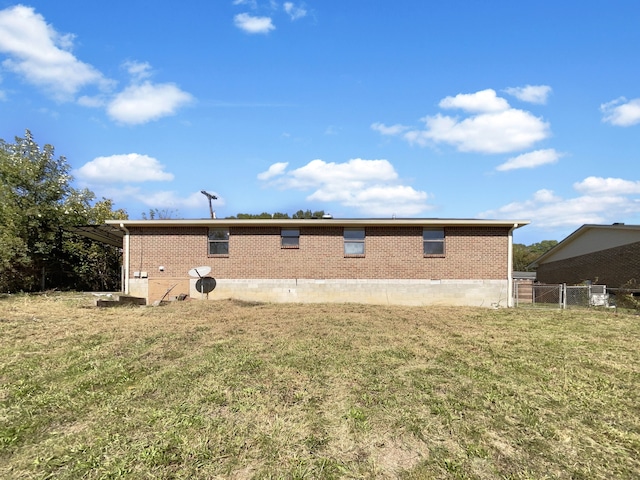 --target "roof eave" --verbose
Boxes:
[105,218,530,228]
[67,225,125,247]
